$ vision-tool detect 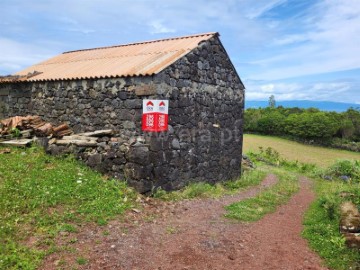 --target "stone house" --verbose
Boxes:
[0,32,245,193]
